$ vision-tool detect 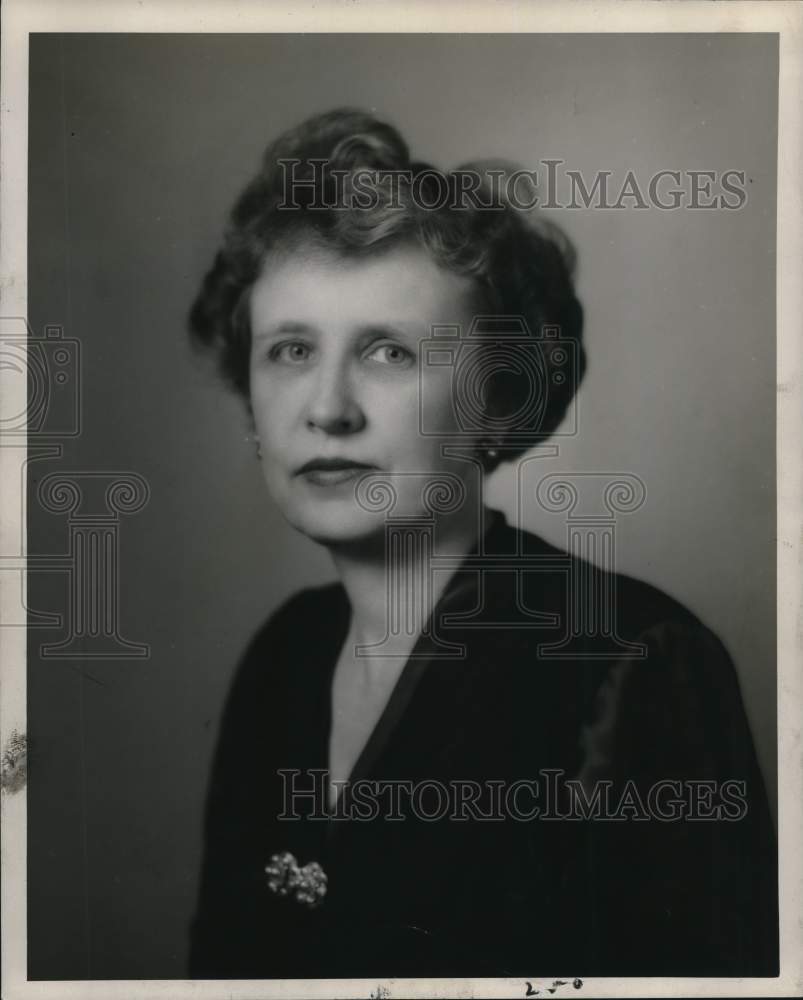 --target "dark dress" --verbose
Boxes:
[189,512,778,979]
